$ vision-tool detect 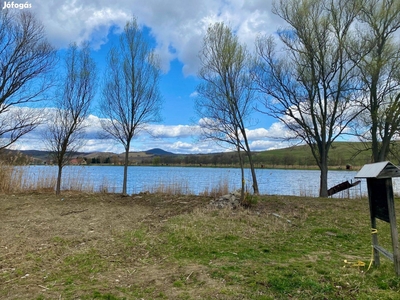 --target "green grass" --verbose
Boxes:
[103,197,400,299]
[2,194,400,299]
[143,198,400,299]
